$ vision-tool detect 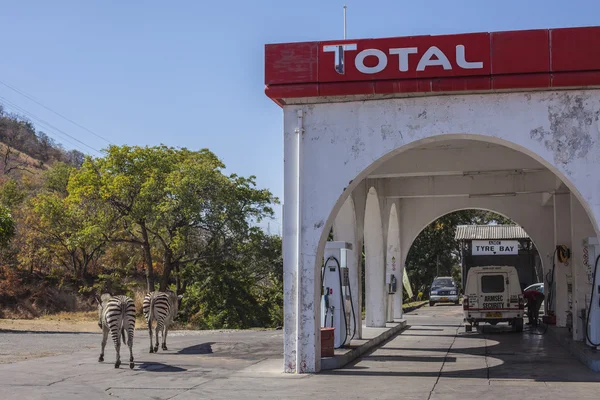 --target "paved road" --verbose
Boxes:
[1,305,599,399]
